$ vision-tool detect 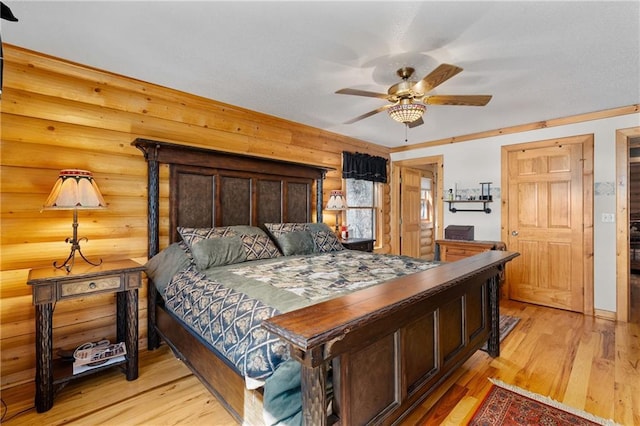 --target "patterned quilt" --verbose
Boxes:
[162,251,439,381]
